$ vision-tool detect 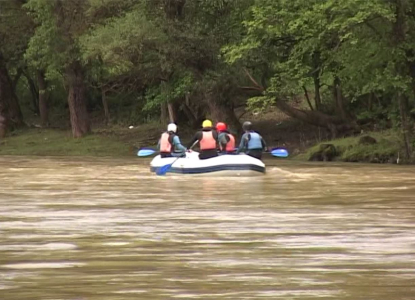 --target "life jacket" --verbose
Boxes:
[200,131,216,150]
[219,132,236,152]
[226,134,236,151]
[247,132,262,150]
[160,132,174,153]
